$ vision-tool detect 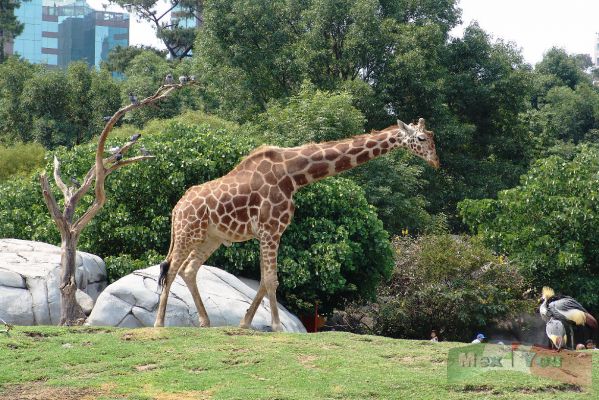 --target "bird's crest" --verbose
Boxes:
[542,286,555,299]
